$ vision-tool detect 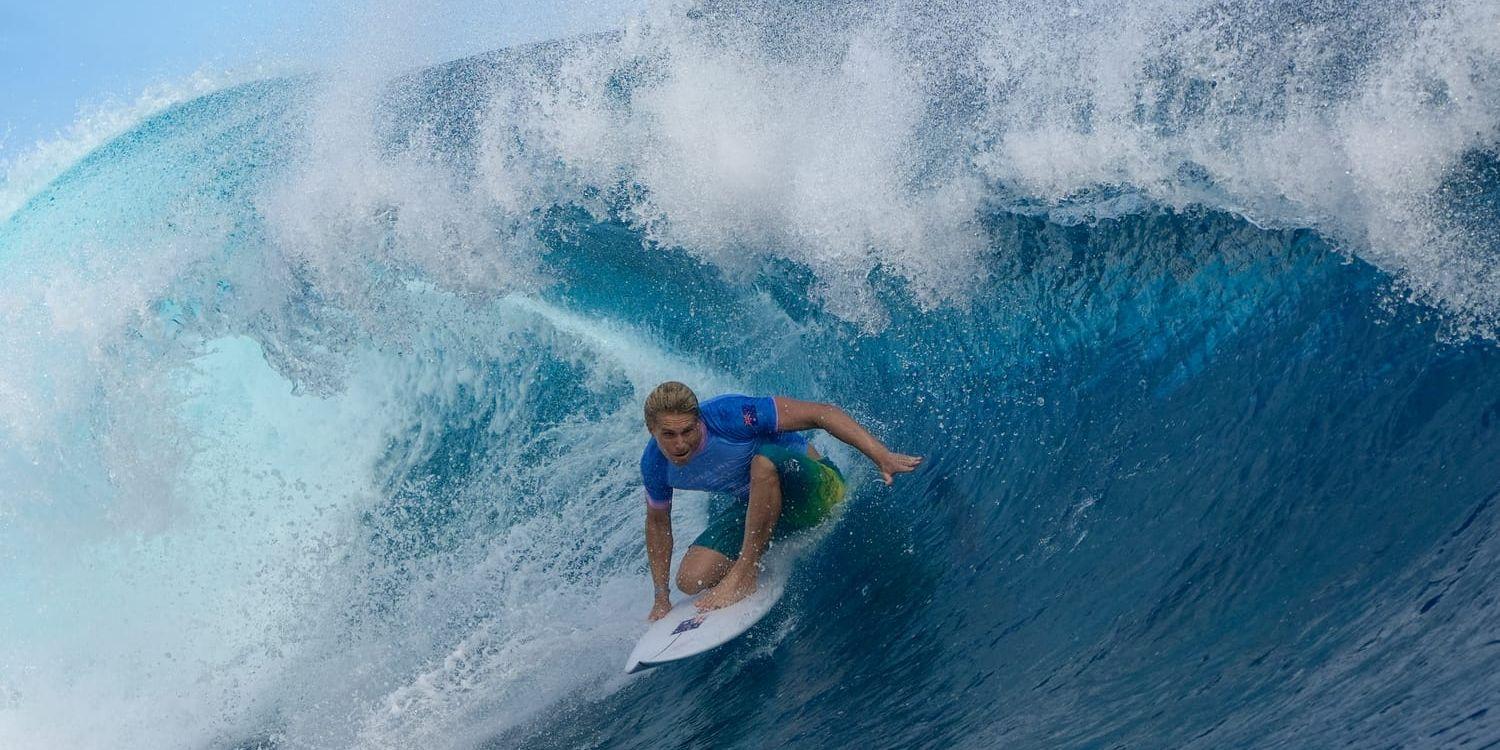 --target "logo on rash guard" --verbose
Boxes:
[742,404,759,426]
